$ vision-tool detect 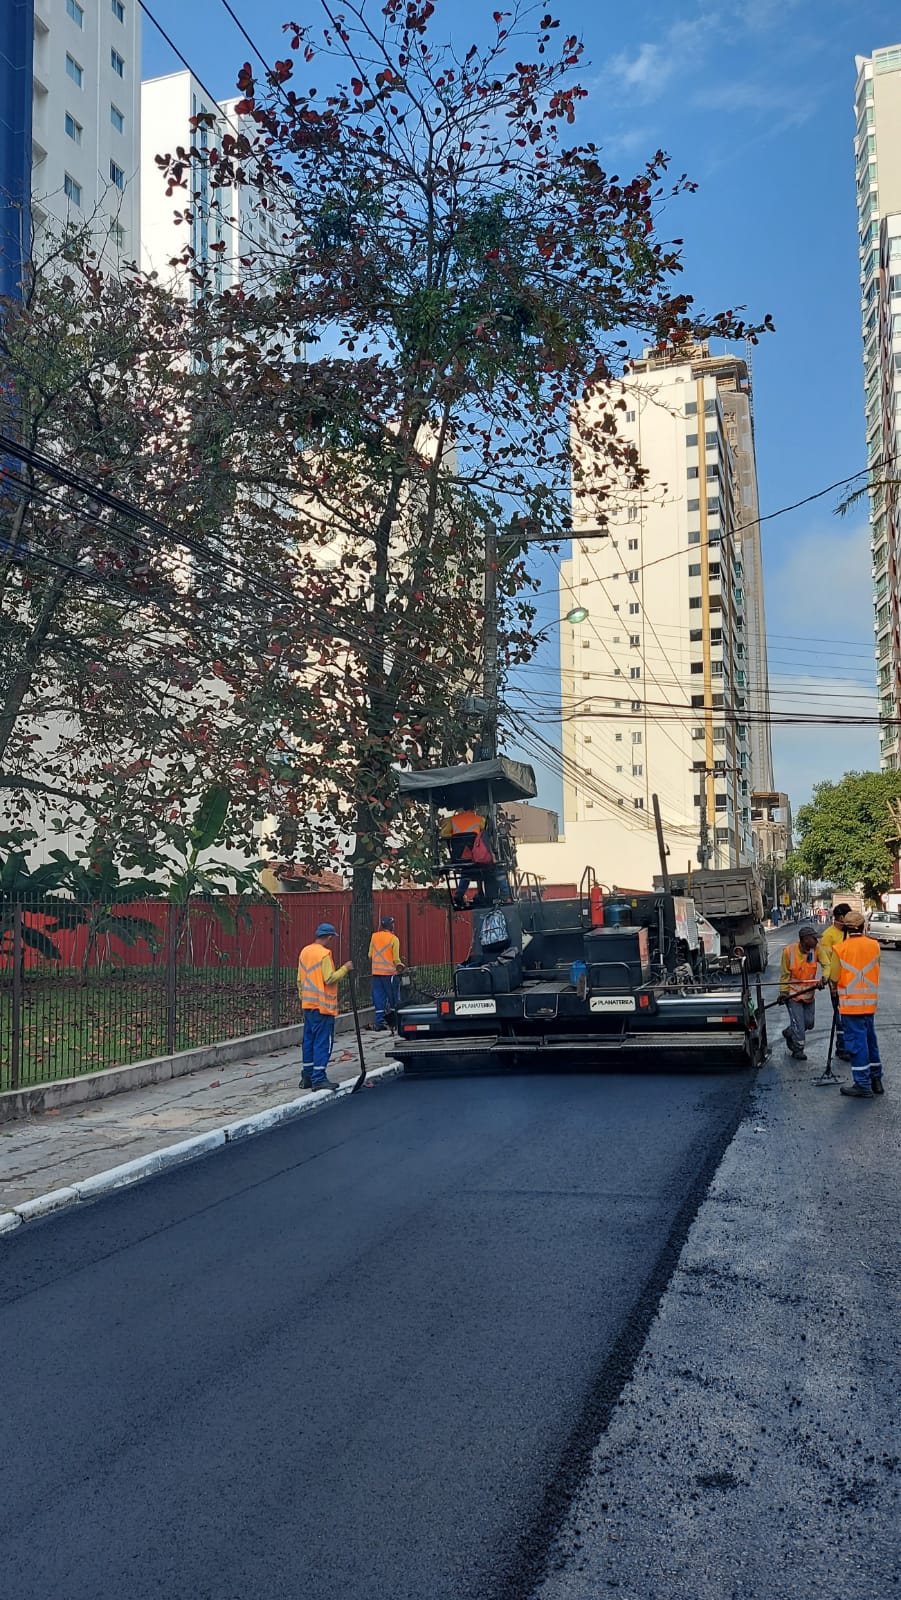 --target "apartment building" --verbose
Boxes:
[141,72,294,298]
[855,47,901,769]
[524,344,773,888]
[1,0,141,291]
